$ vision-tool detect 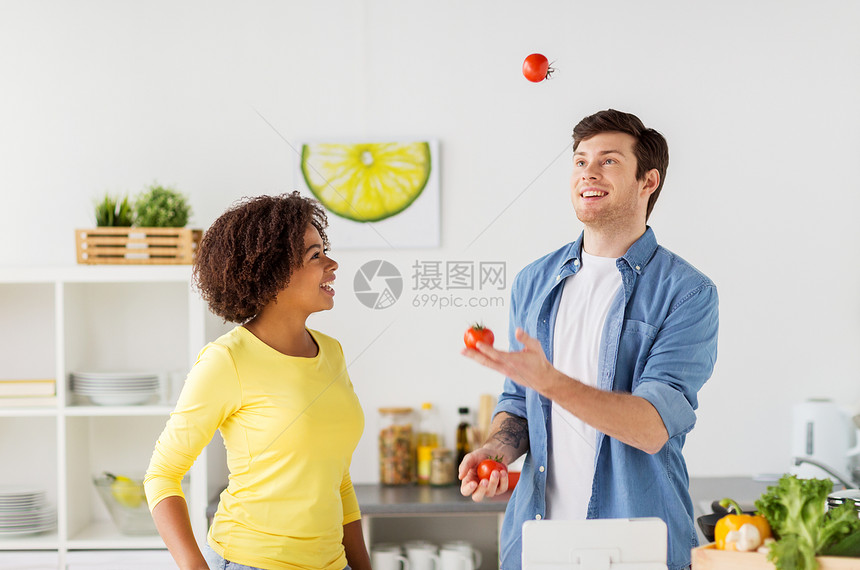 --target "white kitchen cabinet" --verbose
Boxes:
[0,266,228,568]
[0,550,60,569]
[65,549,176,568]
